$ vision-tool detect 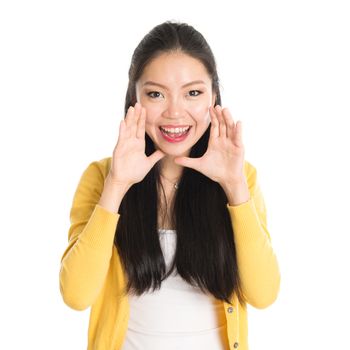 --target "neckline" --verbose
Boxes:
[158,228,176,232]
